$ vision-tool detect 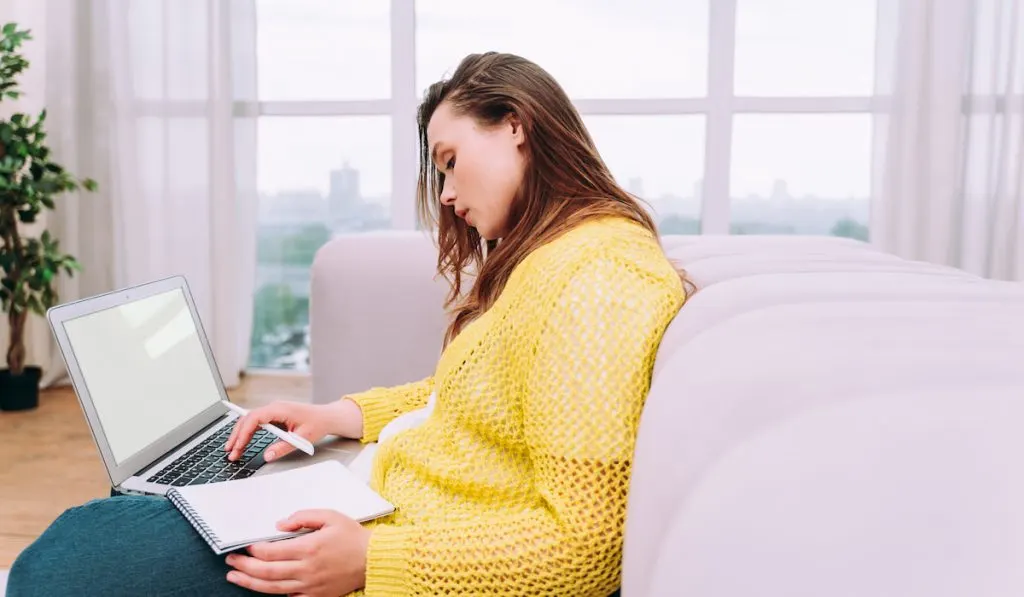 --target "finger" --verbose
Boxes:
[226,569,303,595]
[276,509,336,532]
[225,416,242,453]
[228,414,258,461]
[265,421,320,461]
[230,405,286,461]
[226,553,301,581]
[263,439,297,462]
[247,534,316,561]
